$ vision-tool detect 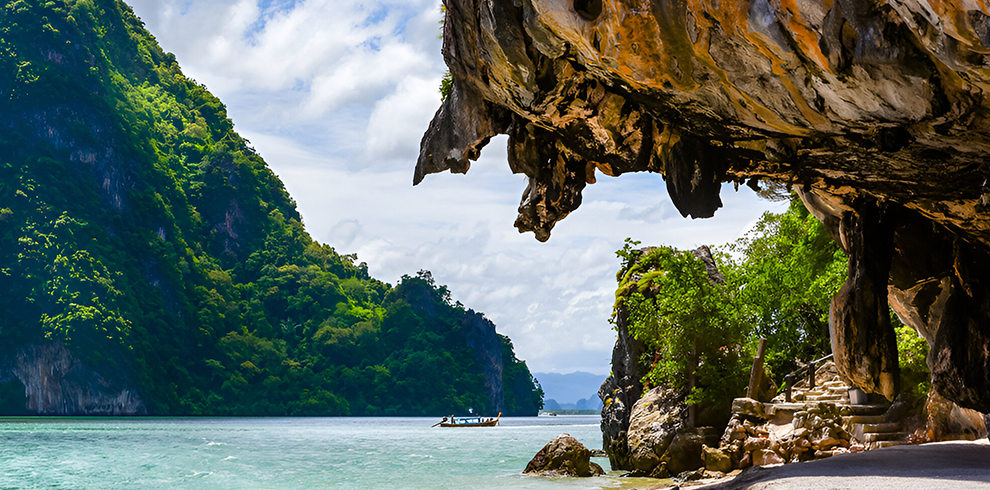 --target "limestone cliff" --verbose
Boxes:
[419,0,990,412]
[0,343,145,415]
[462,310,507,413]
